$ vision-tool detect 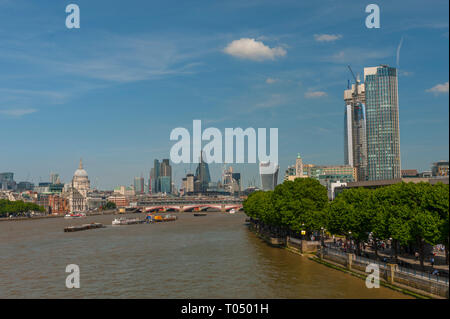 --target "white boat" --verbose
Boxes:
[64,212,86,219]
[112,217,144,225]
